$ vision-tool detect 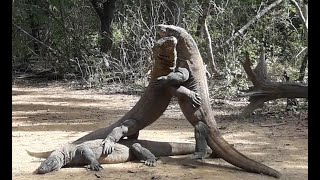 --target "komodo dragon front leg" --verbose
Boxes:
[130,143,157,167]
